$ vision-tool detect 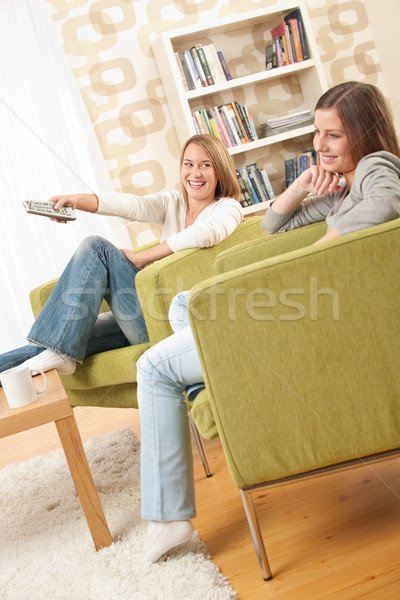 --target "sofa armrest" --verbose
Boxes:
[214,221,327,275]
[188,219,400,489]
[135,216,264,344]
